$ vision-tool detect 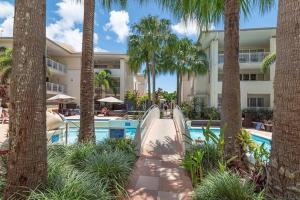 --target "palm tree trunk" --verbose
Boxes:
[146,61,151,107]
[221,0,242,161]
[176,72,180,105]
[79,0,95,143]
[4,0,47,198]
[151,62,156,104]
[268,1,300,198]
[178,73,183,105]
